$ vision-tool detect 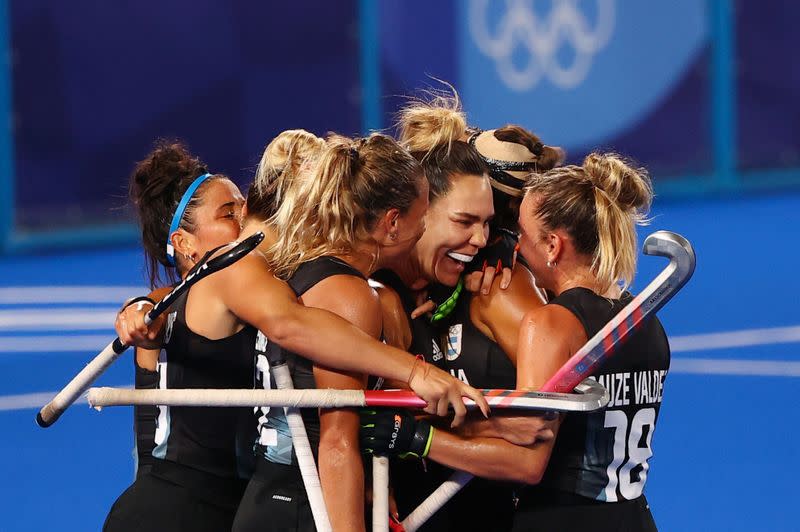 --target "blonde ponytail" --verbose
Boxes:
[267,133,422,279]
[525,152,652,293]
[585,153,652,292]
[246,130,326,221]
